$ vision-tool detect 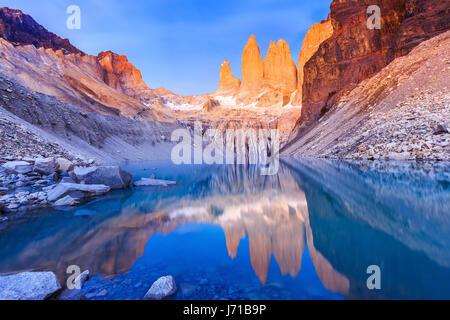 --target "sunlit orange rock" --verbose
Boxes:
[263,39,297,92]
[96,51,149,94]
[236,36,298,106]
[291,20,333,106]
[241,35,264,91]
[217,59,241,94]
